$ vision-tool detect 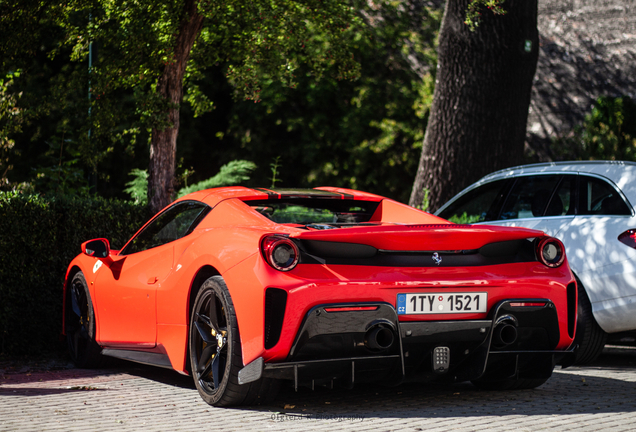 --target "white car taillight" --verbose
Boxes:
[261,235,300,271]
[536,237,565,268]
[618,229,636,249]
